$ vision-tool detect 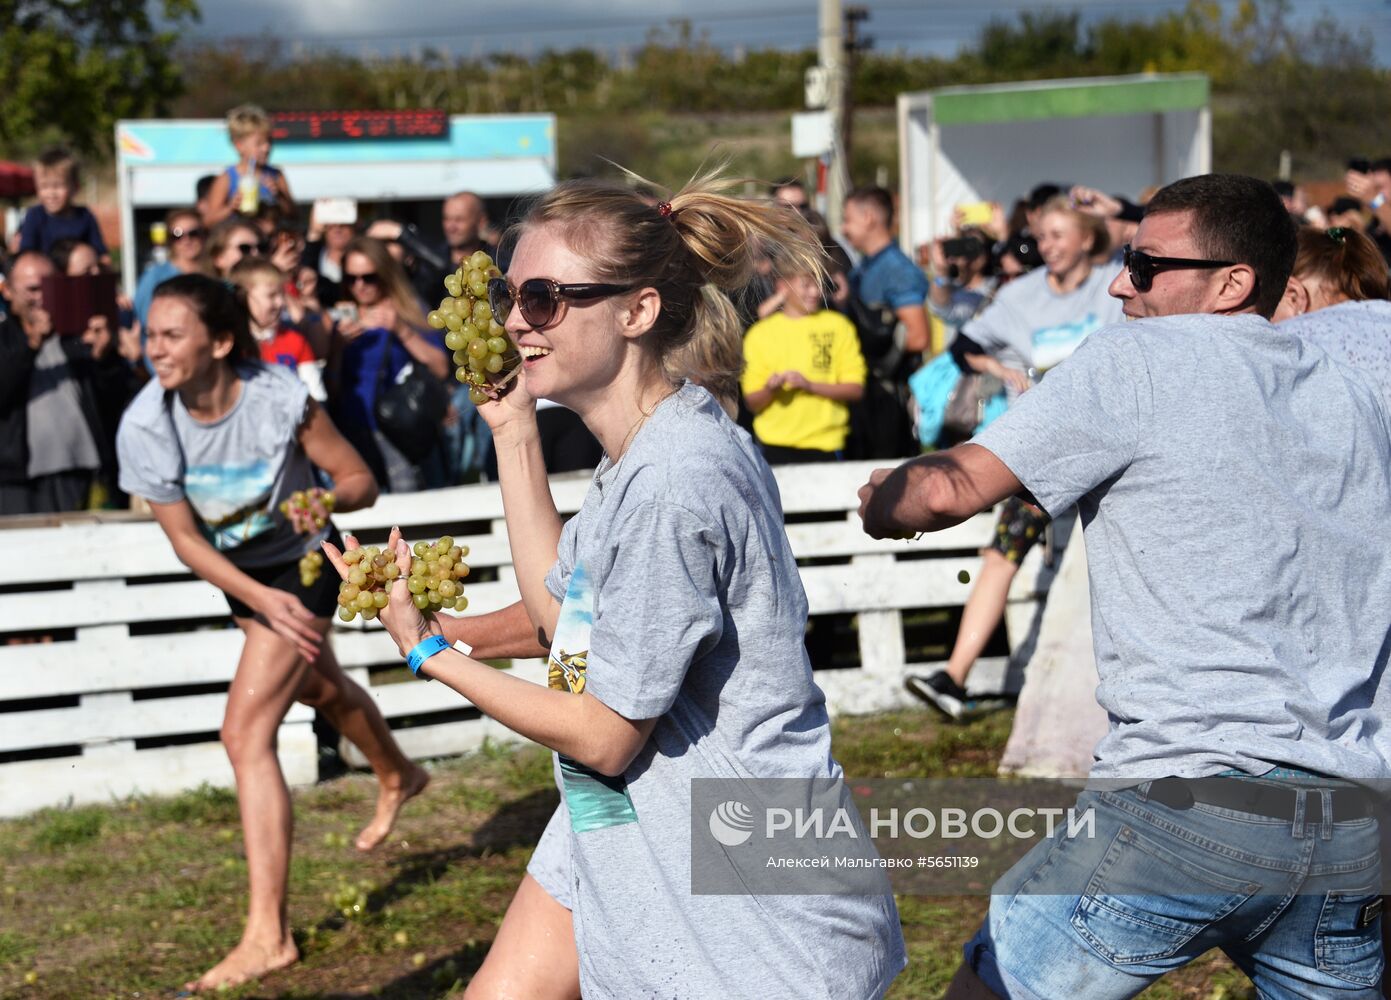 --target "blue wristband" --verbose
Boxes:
[406,635,449,679]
